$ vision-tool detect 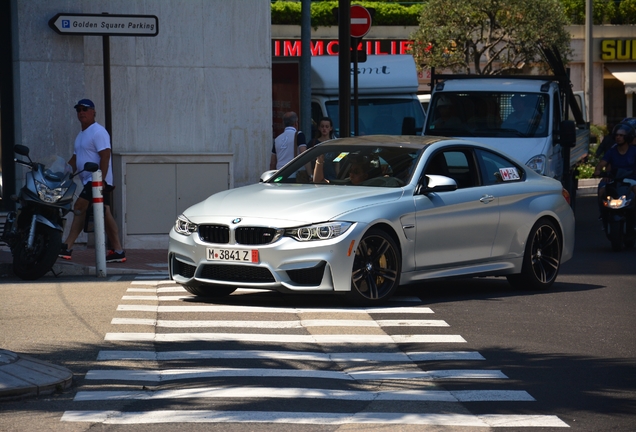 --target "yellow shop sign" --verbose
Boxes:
[601,39,636,61]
